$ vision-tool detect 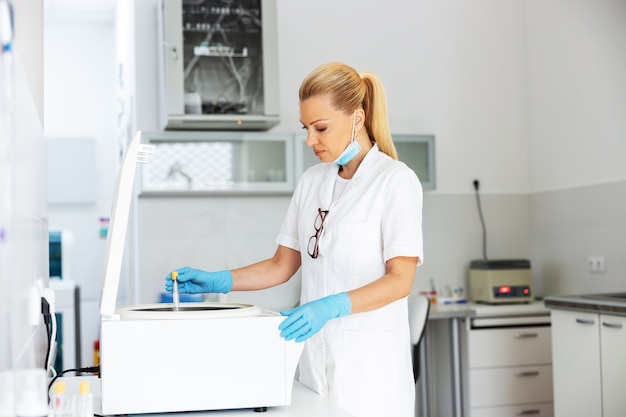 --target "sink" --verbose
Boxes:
[581,292,626,302]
